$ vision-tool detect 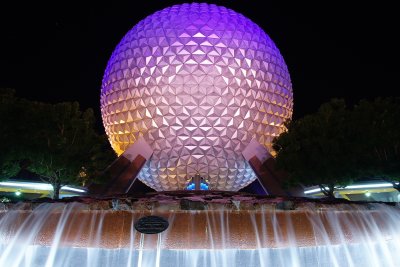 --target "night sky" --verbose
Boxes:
[1,1,398,131]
